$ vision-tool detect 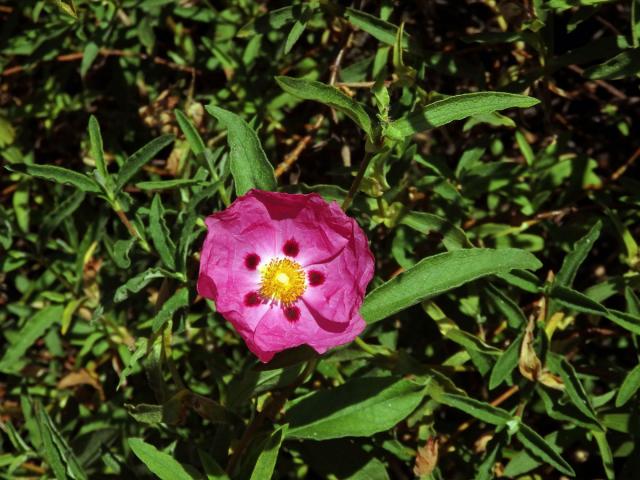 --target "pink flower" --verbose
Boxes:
[197,190,374,362]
